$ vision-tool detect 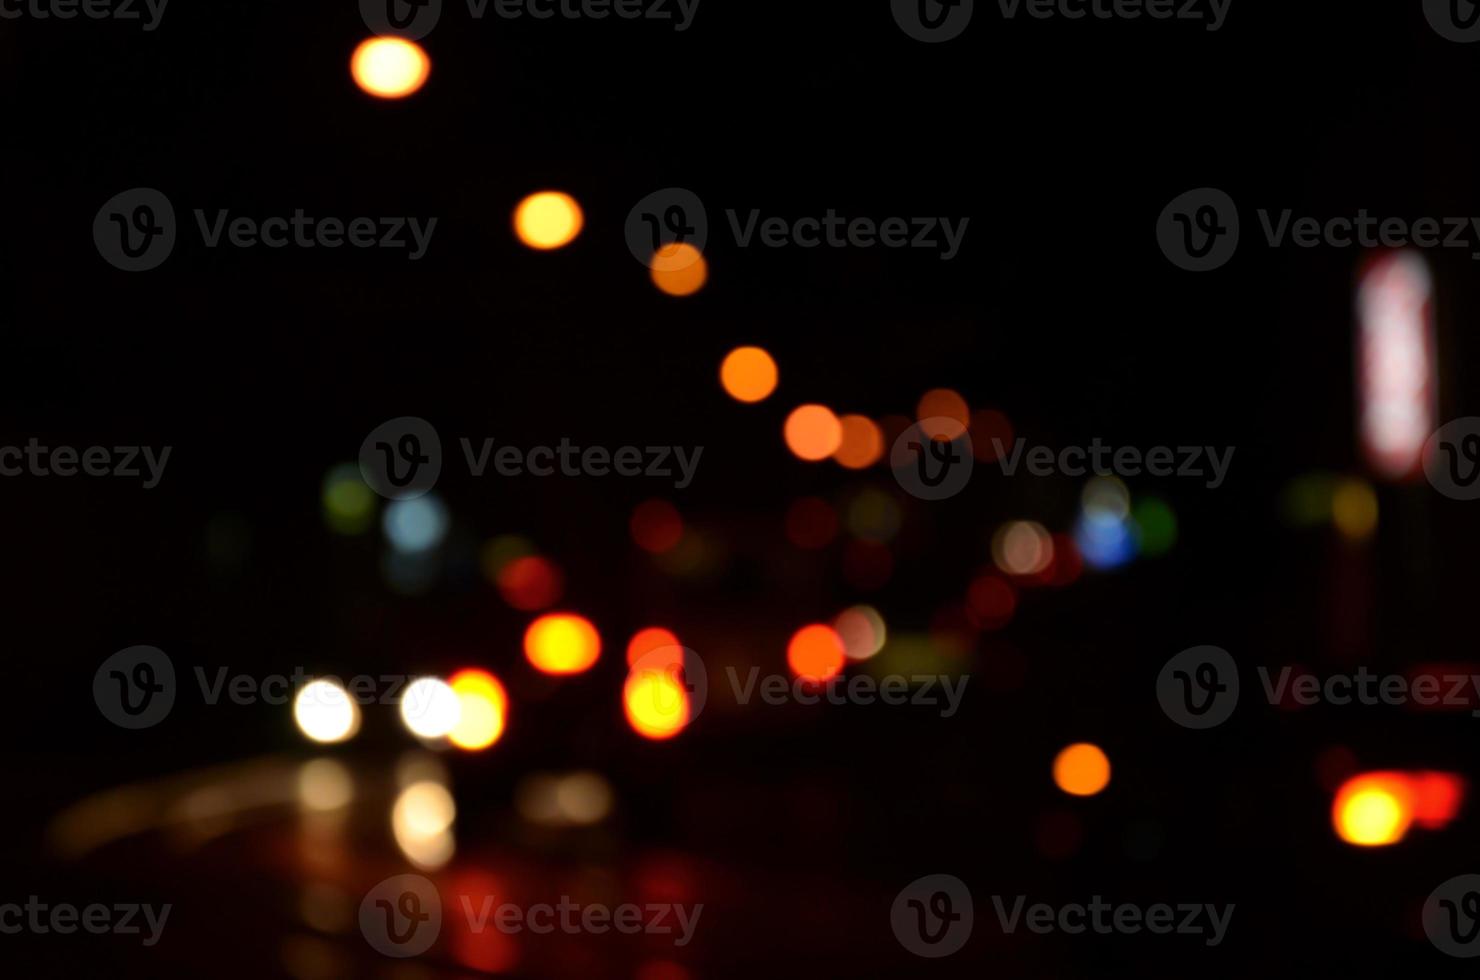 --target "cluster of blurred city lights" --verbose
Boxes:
[515,771,615,827]
[1068,476,1176,571]
[289,670,509,753]
[1332,771,1464,847]
[1282,472,1380,543]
